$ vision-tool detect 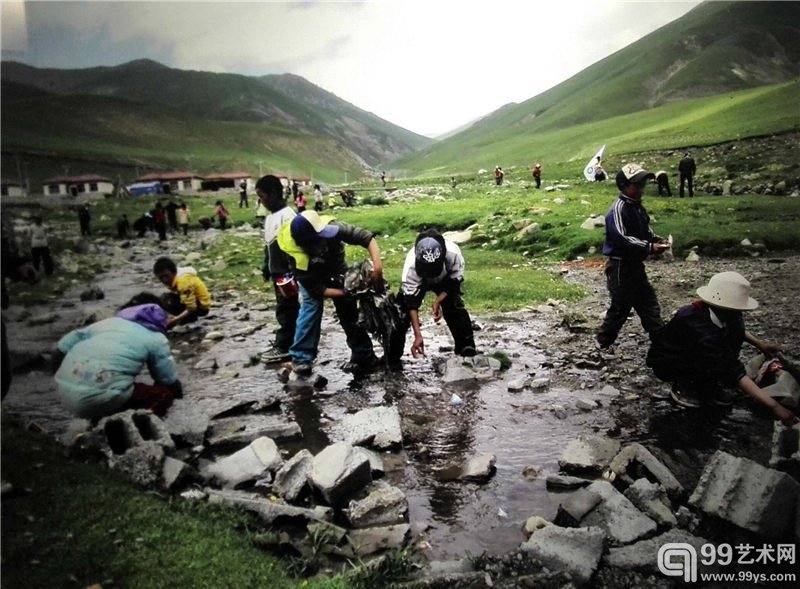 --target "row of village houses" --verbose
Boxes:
[0,170,313,198]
